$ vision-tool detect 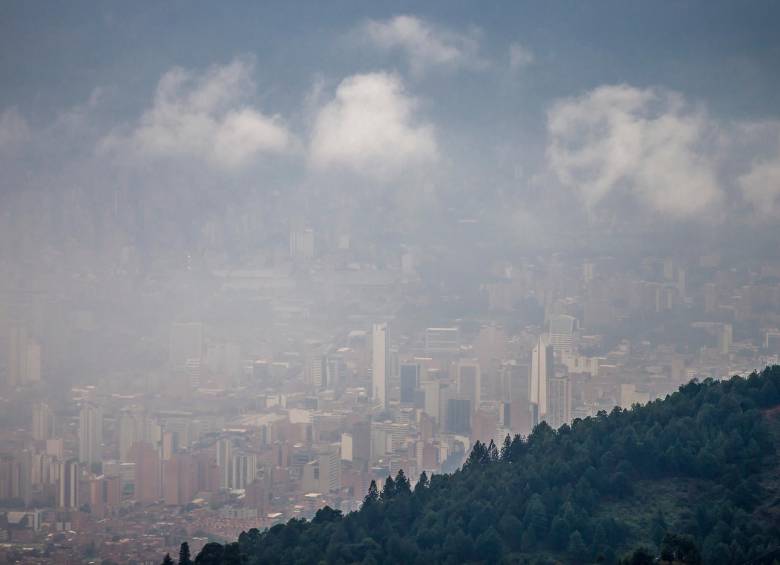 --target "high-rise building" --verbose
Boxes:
[399,363,420,404]
[546,375,571,429]
[231,453,257,490]
[424,327,459,354]
[128,441,160,504]
[163,453,197,506]
[340,433,354,462]
[548,315,577,353]
[372,323,389,410]
[301,447,341,494]
[57,459,80,509]
[530,337,553,425]
[351,421,371,463]
[446,398,471,435]
[216,438,233,490]
[119,409,143,462]
[6,326,27,390]
[6,327,41,389]
[32,402,55,441]
[79,403,103,467]
[719,323,733,355]
[457,360,481,411]
[500,361,529,404]
[289,227,315,260]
